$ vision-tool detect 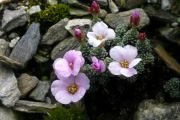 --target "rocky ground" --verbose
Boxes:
[0,0,180,120]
